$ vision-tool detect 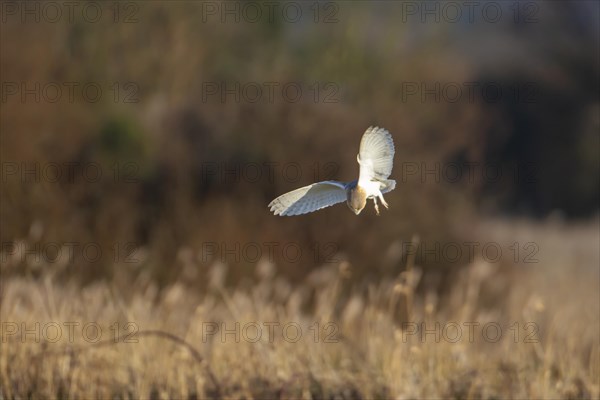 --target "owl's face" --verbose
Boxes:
[347,186,367,215]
